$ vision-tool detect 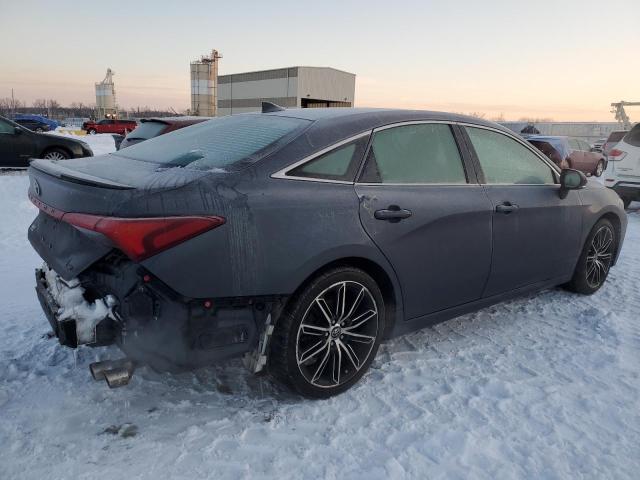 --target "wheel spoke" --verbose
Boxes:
[299,339,329,364]
[338,340,361,370]
[345,309,377,331]
[343,287,365,322]
[300,324,329,336]
[335,282,346,320]
[311,345,332,383]
[315,298,334,325]
[342,331,375,344]
[332,344,342,385]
